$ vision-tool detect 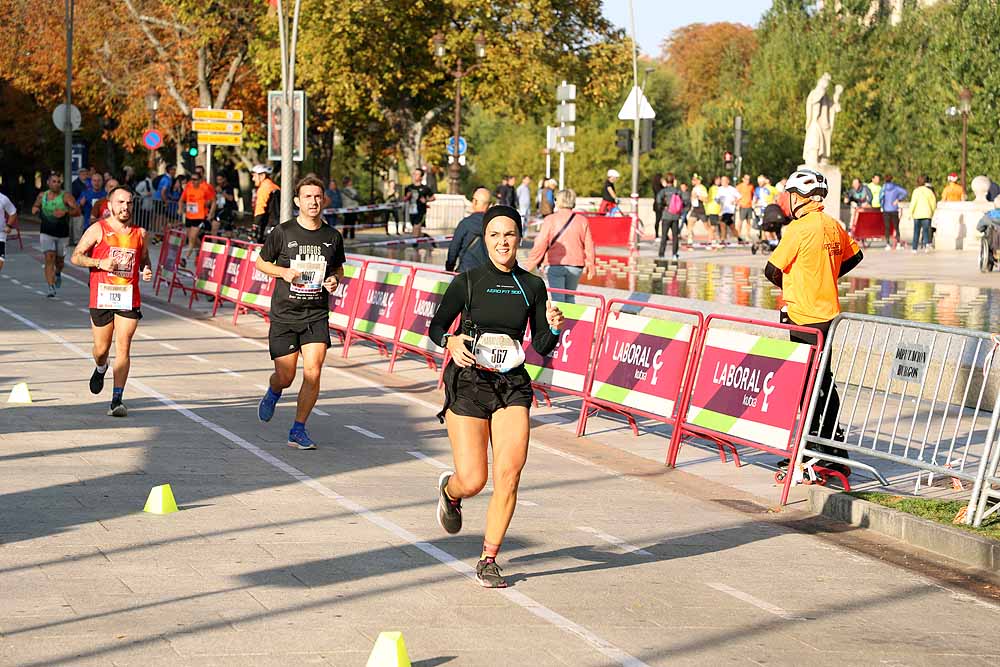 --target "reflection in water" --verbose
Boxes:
[353,243,1000,334]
